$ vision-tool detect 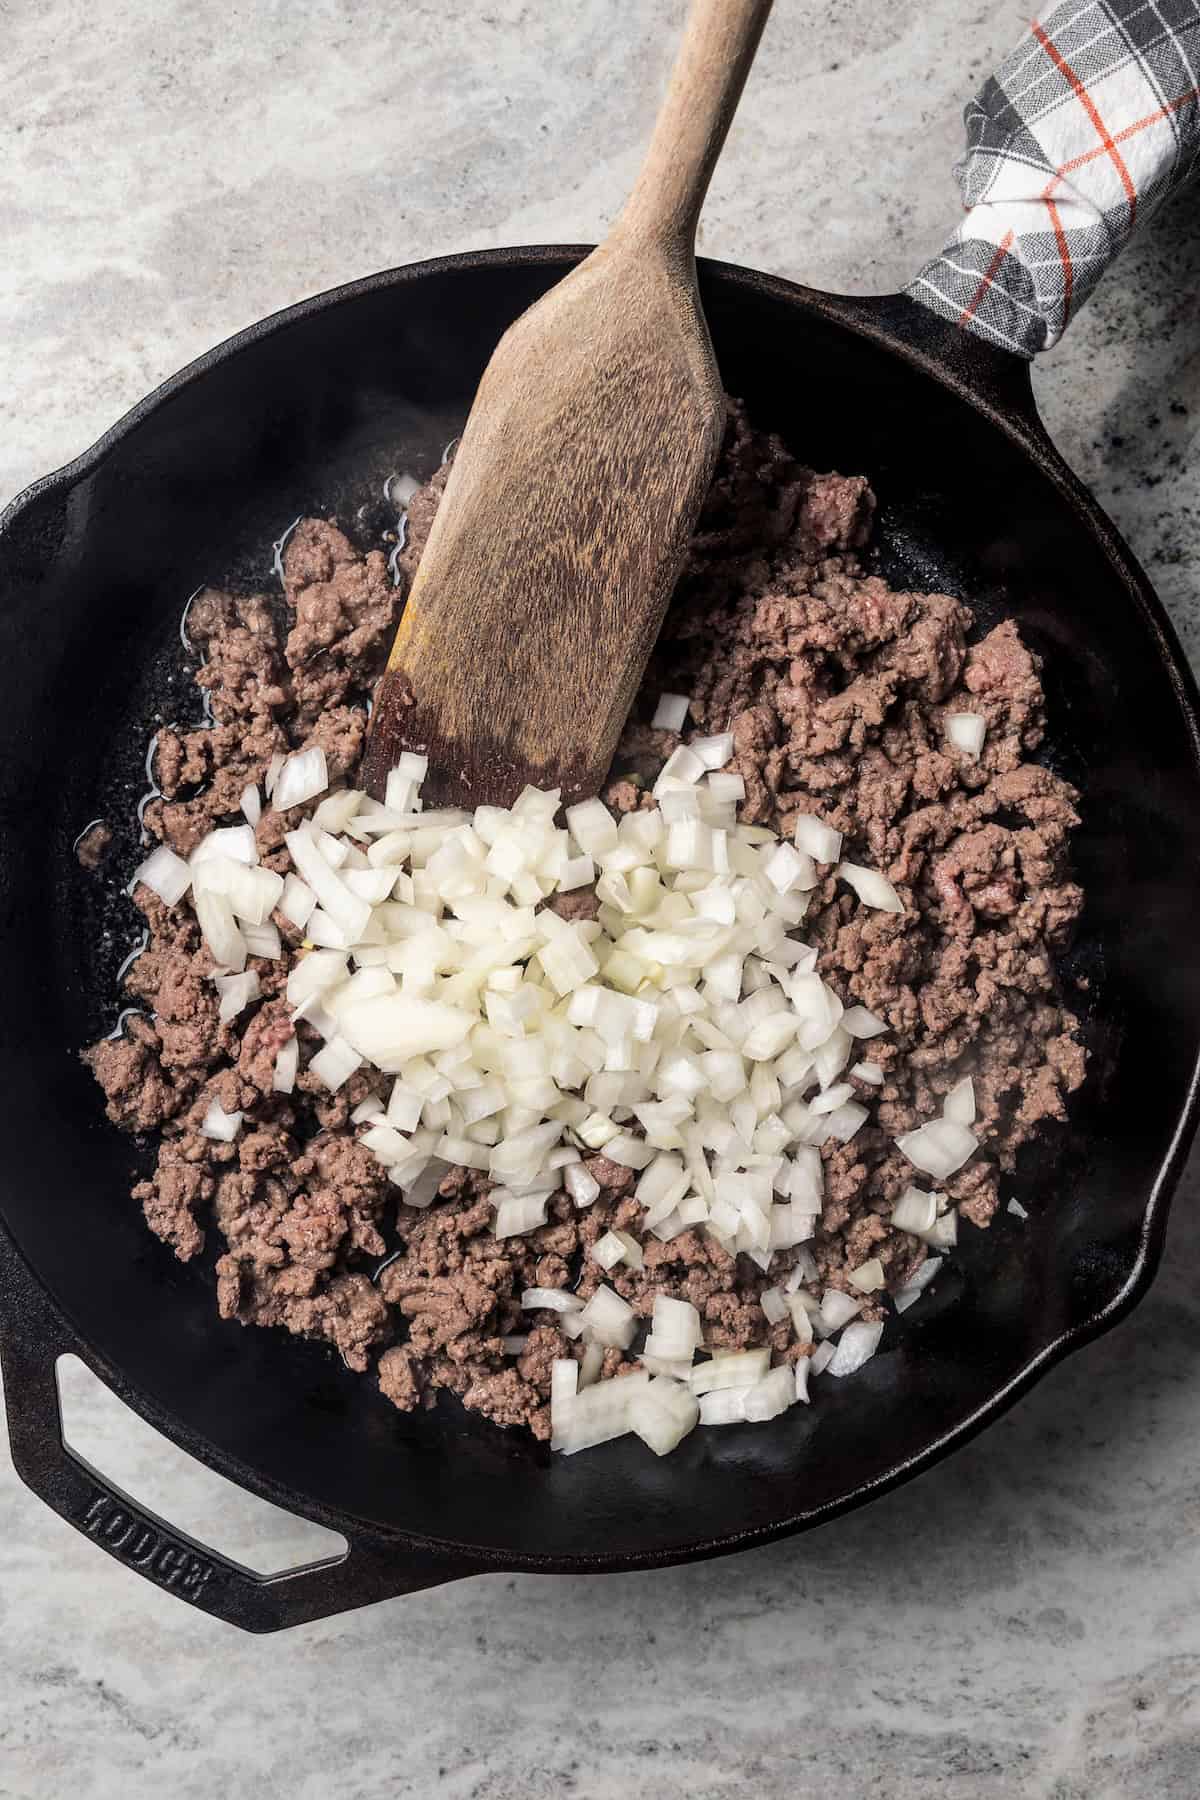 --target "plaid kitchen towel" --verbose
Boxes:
[908,0,1200,355]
